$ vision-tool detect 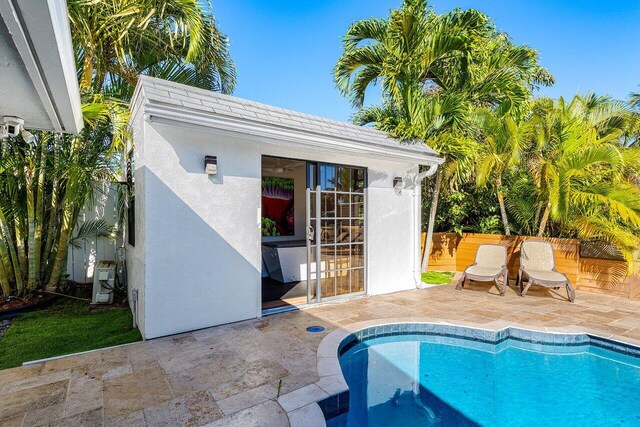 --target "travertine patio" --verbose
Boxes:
[2,282,640,426]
